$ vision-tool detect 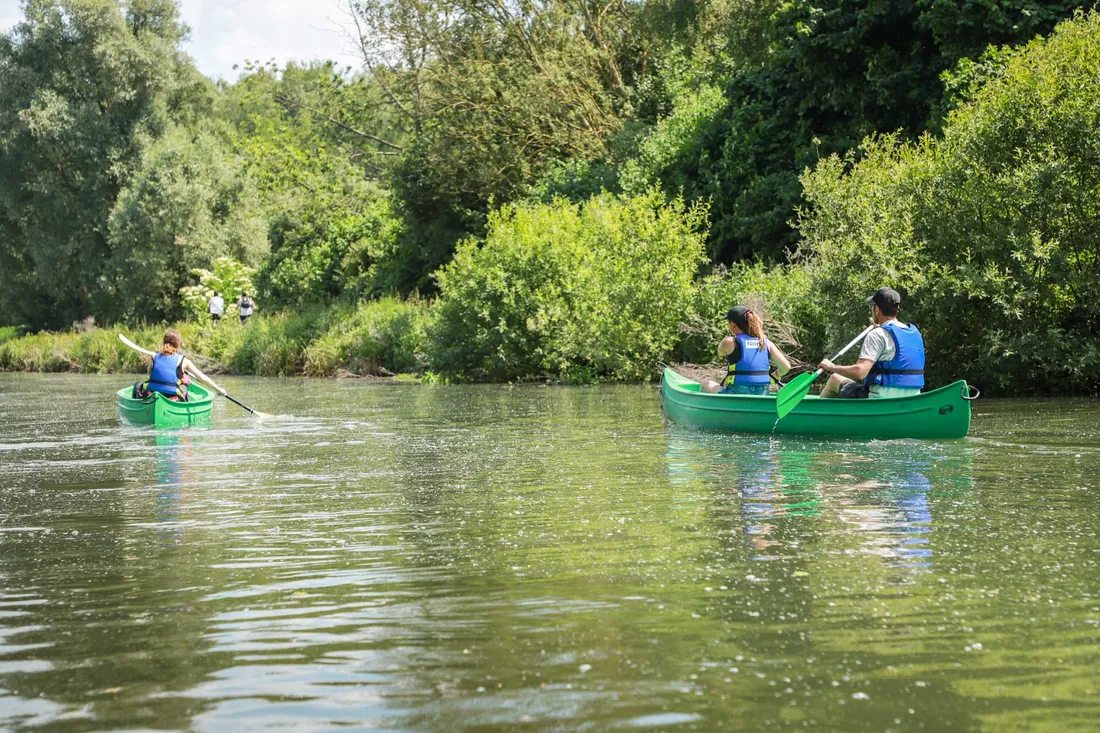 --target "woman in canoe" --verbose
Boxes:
[700,306,792,395]
[136,330,226,401]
